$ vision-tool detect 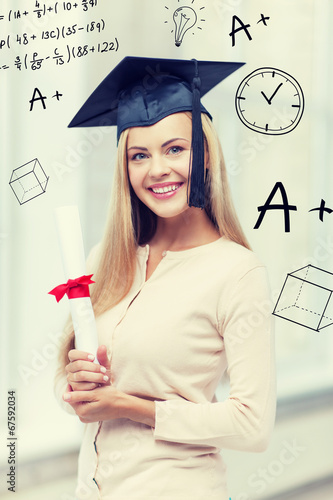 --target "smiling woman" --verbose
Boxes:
[127,112,223,280]
[127,114,196,217]
[55,56,276,500]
